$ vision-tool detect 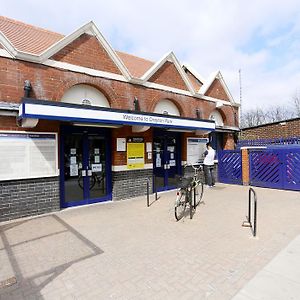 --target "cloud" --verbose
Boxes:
[3,0,300,111]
